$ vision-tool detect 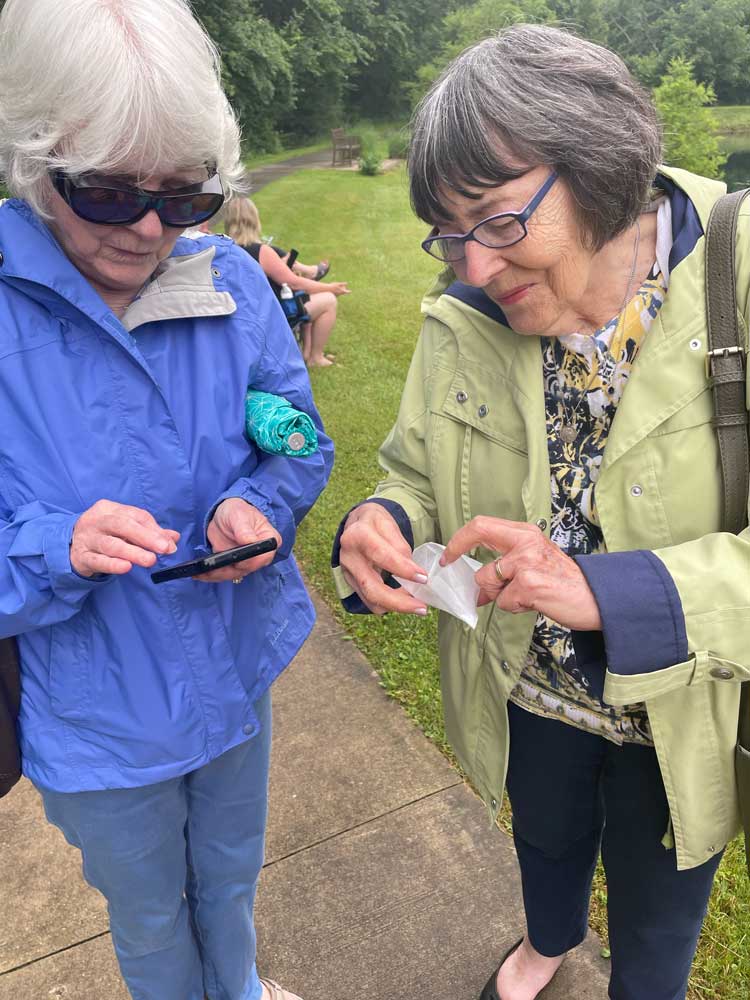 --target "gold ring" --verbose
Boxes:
[493,557,505,582]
